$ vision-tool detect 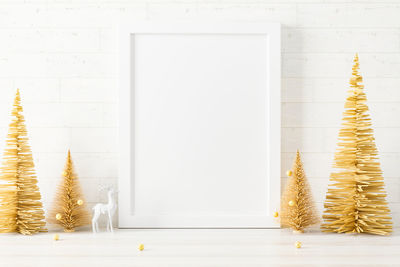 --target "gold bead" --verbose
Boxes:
[77,199,83,206]
[286,170,293,177]
[295,241,301,248]
[288,200,295,207]
[138,244,144,251]
[273,211,279,218]
[62,171,67,177]
[56,213,62,220]
[53,234,59,241]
